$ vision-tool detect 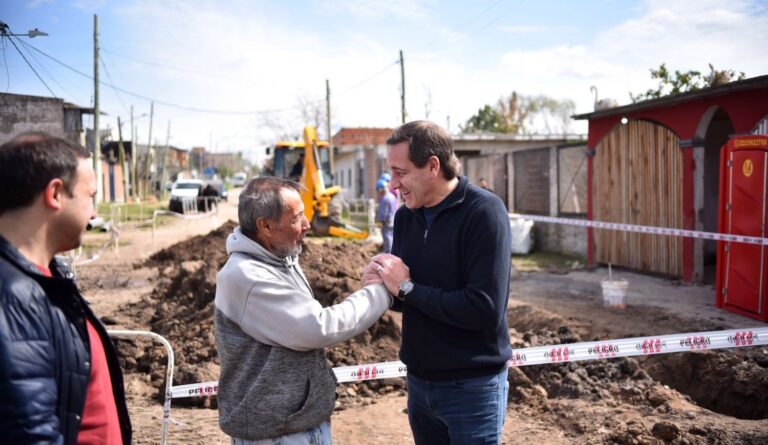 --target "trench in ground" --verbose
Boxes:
[507,305,768,420]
